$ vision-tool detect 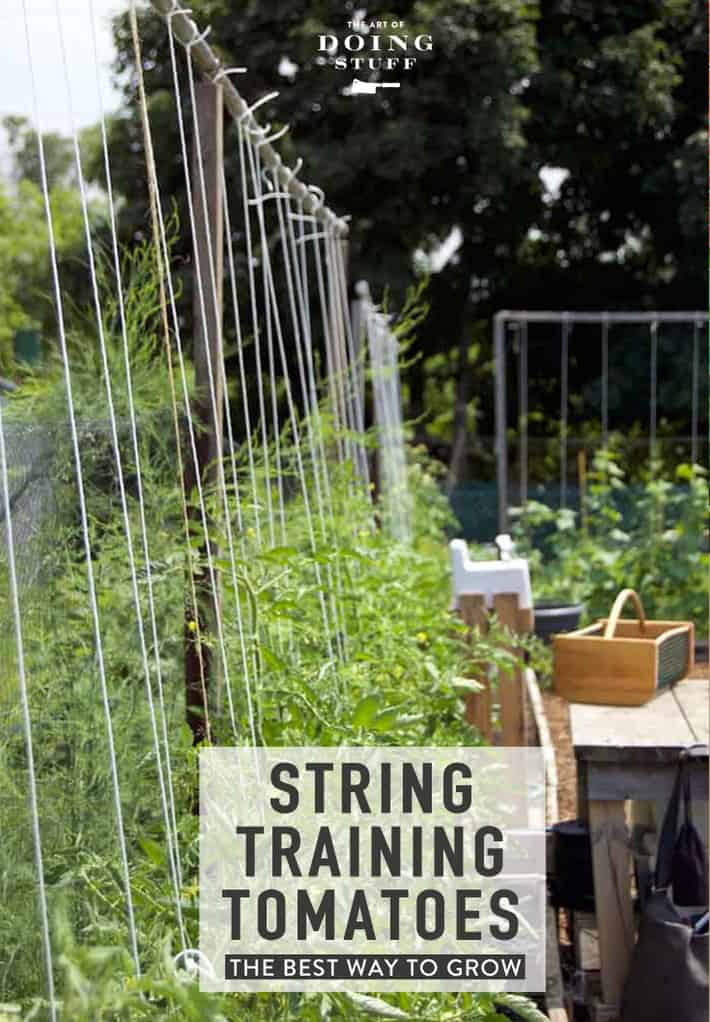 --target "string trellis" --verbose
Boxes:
[494,310,708,531]
[3,0,375,1003]
[354,280,411,544]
